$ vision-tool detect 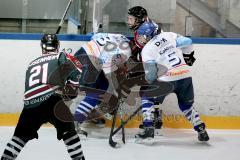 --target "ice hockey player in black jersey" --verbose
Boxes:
[1,34,85,160]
